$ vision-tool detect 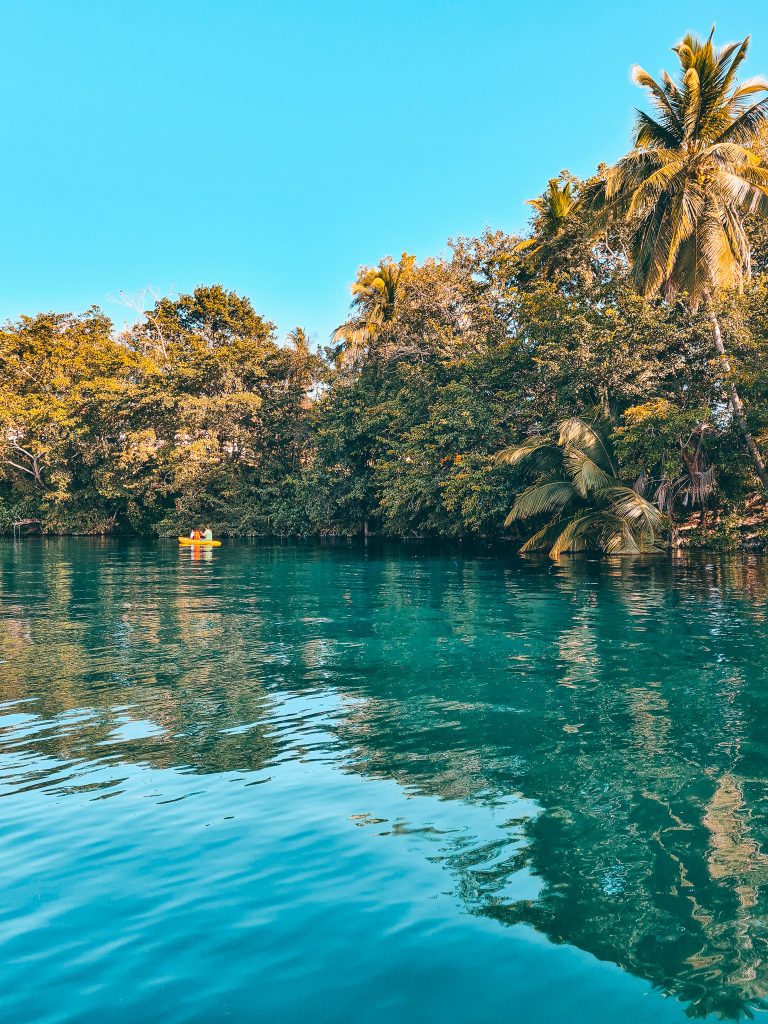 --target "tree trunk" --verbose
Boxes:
[706,303,768,489]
